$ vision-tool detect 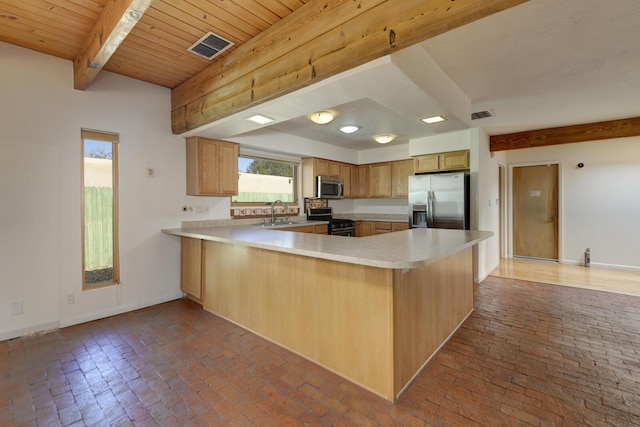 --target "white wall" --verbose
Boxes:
[0,43,208,340]
[470,129,503,281]
[506,137,640,270]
